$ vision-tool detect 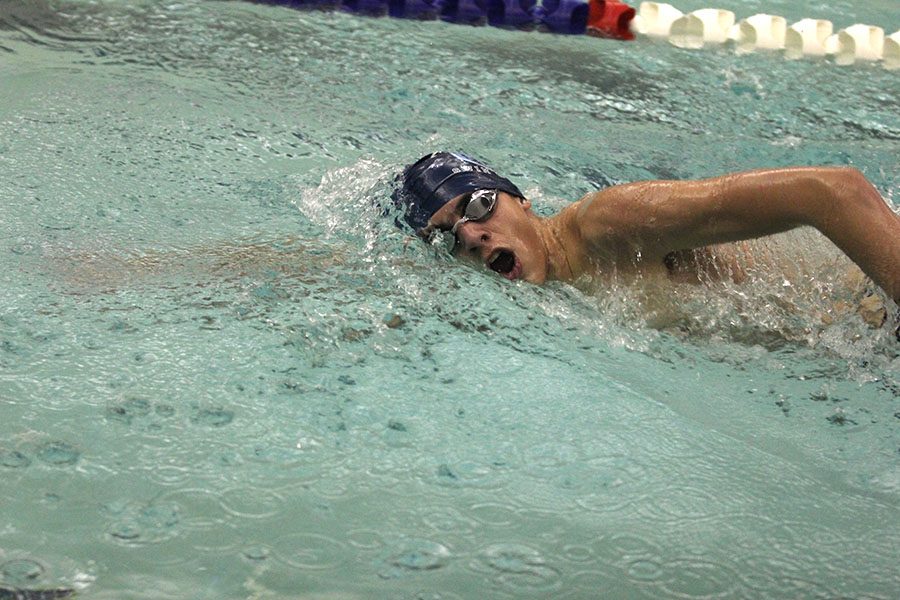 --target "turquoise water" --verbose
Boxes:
[1,1,899,598]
